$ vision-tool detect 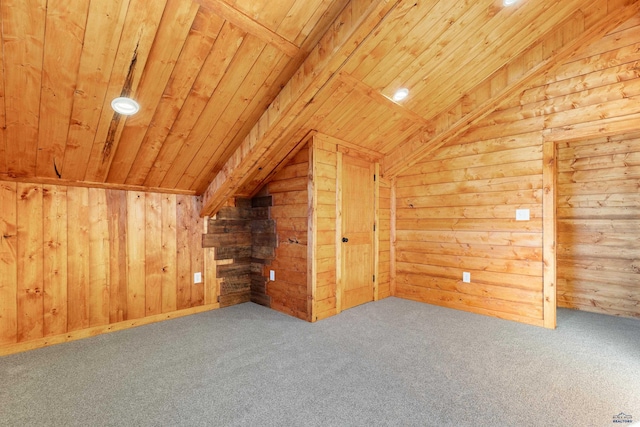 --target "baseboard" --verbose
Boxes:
[0,303,220,357]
